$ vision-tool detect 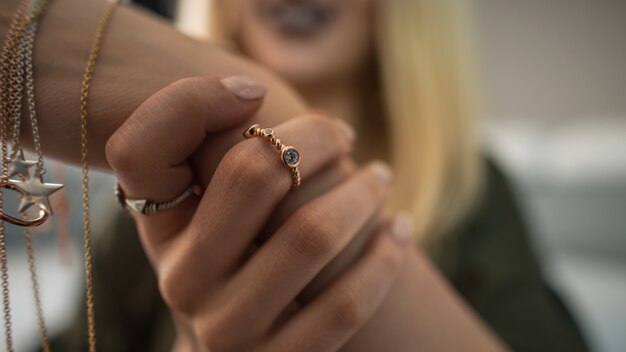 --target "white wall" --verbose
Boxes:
[471,1,626,351]
[472,0,626,122]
